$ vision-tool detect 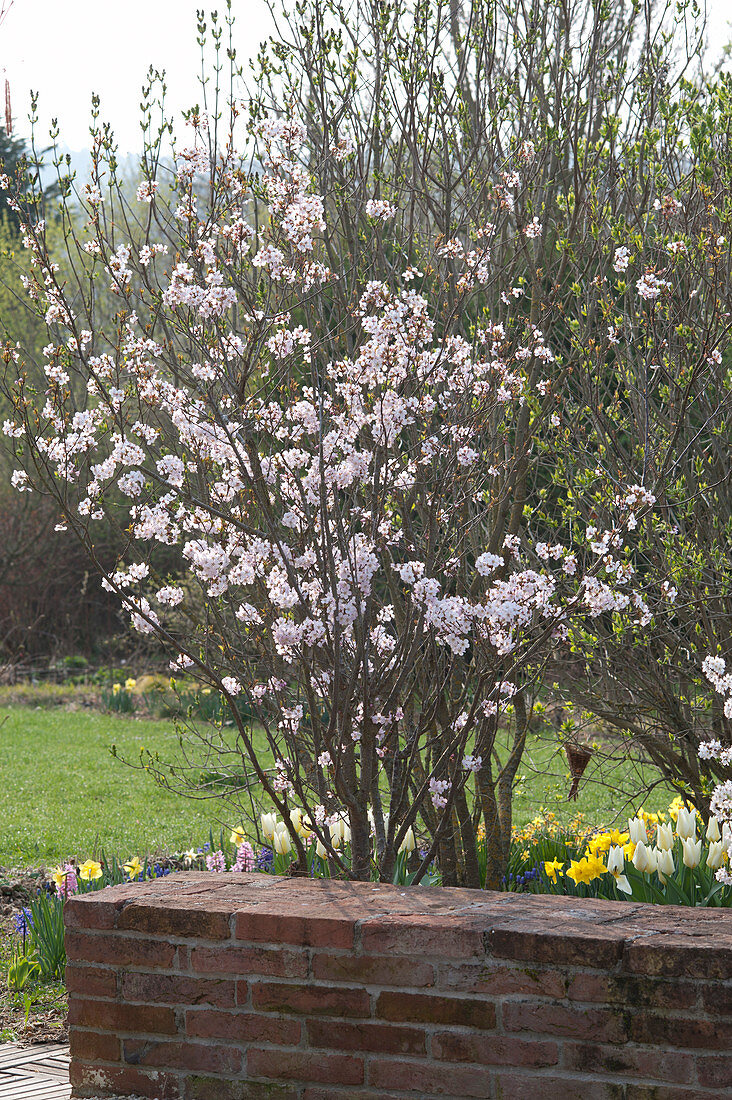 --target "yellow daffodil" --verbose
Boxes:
[583,852,608,880]
[78,859,103,881]
[566,858,594,885]
[124,856,143,880]
[544,858,564,882]
[124,678,137,691]
[230,825,247,847]
[112,683,122,696]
